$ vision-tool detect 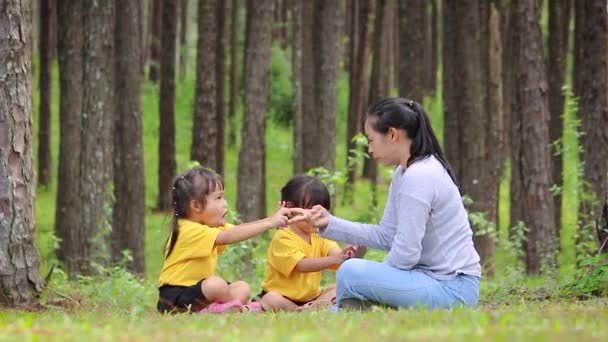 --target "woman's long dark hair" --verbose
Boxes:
[164,167,224,259]
[366,97,457,185]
